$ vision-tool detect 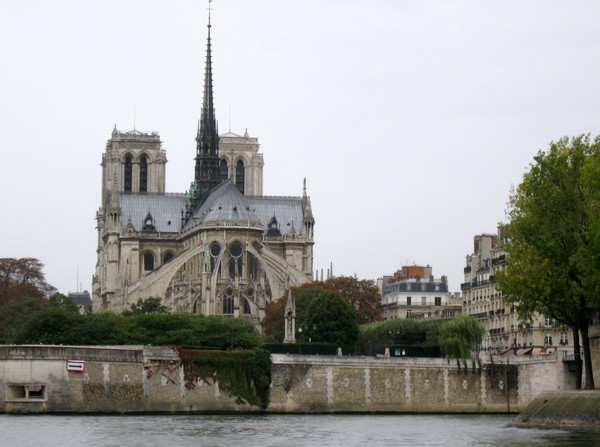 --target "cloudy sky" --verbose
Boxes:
[2,1,600,295]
